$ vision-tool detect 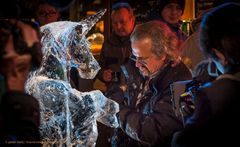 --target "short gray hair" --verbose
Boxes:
[130,20,179,60]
